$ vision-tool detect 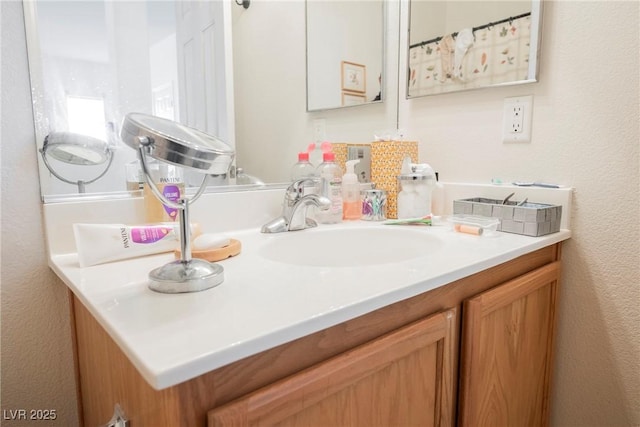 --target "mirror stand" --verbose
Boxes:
[122,112,235,294]
[137,143,224,293]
